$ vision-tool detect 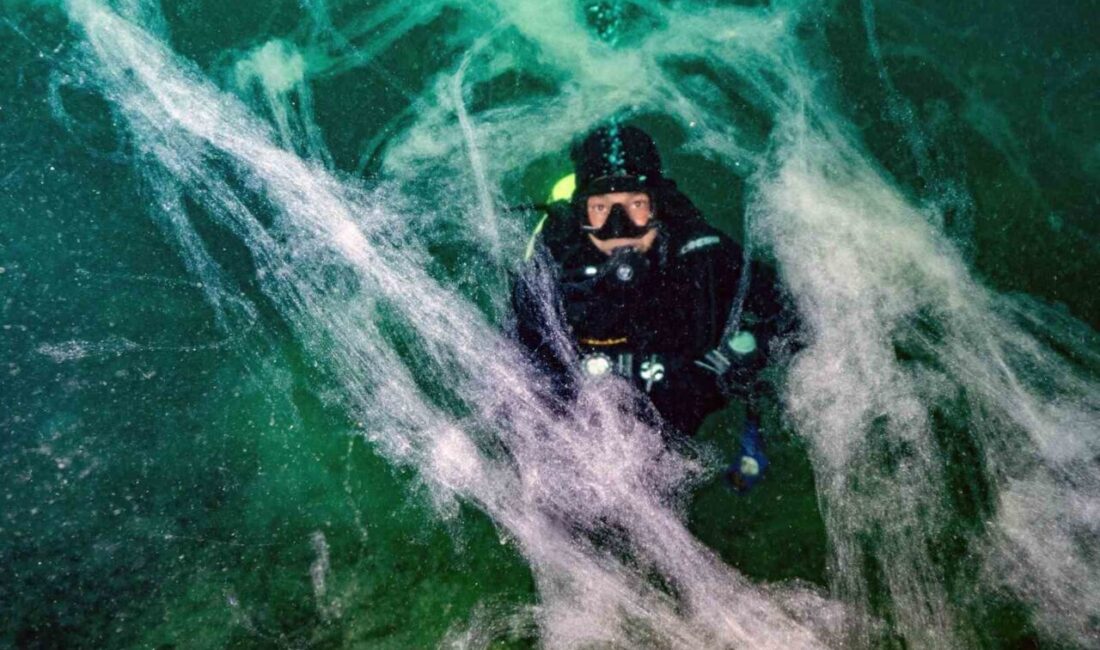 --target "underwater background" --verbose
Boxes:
[1,0,1097,647]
